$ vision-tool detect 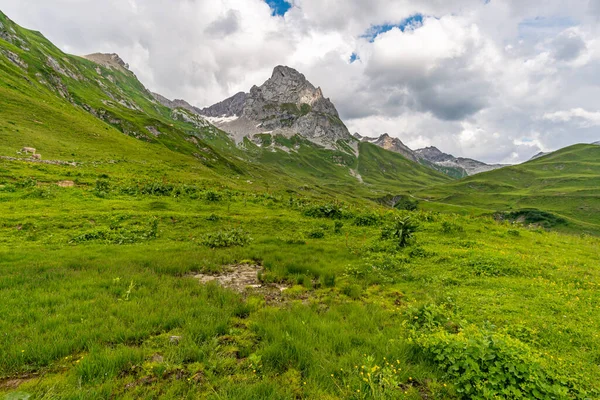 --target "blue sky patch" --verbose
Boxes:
[349,52,360,63]
[265,0,292,16]
[361,14,424,42]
